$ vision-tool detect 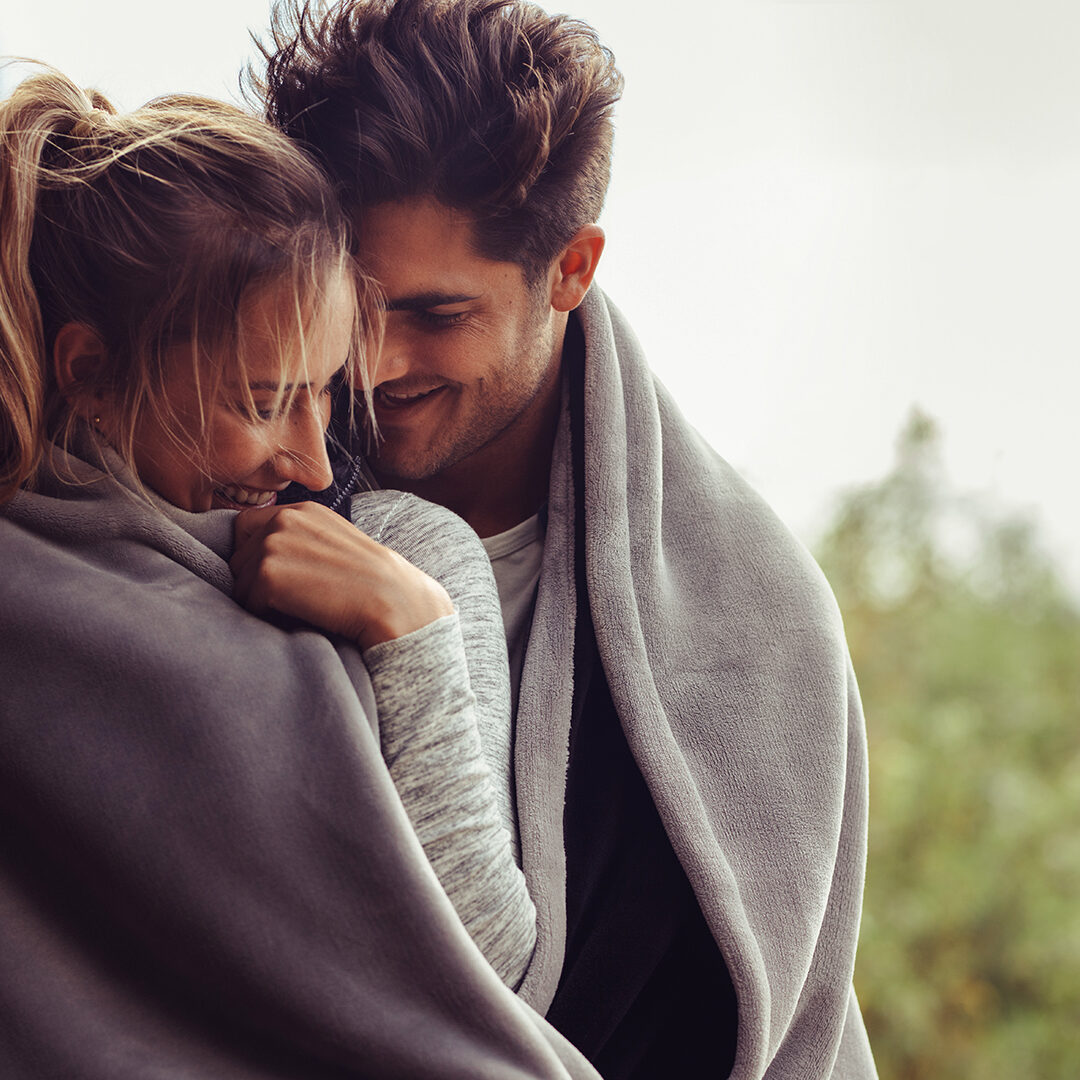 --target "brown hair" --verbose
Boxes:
[251,0,624,279]
[0,65,372,505]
